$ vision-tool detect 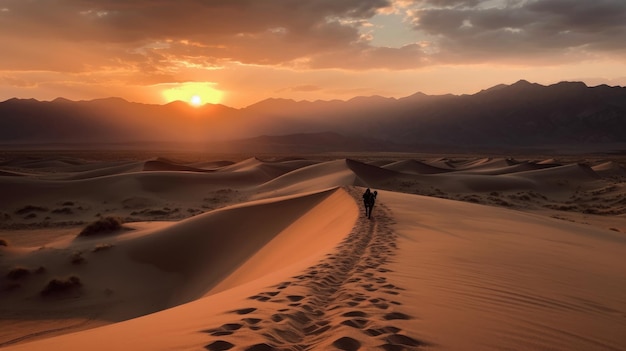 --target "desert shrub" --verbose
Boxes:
[78,217,124,237]
[40,276,82,296]
[14,205,48,215]
[7,267,30,280]
[0,238,7,247]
